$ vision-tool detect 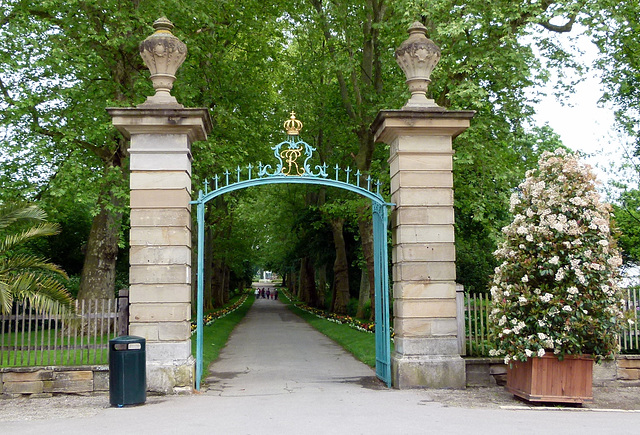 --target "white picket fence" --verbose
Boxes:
[459,287,640,357]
